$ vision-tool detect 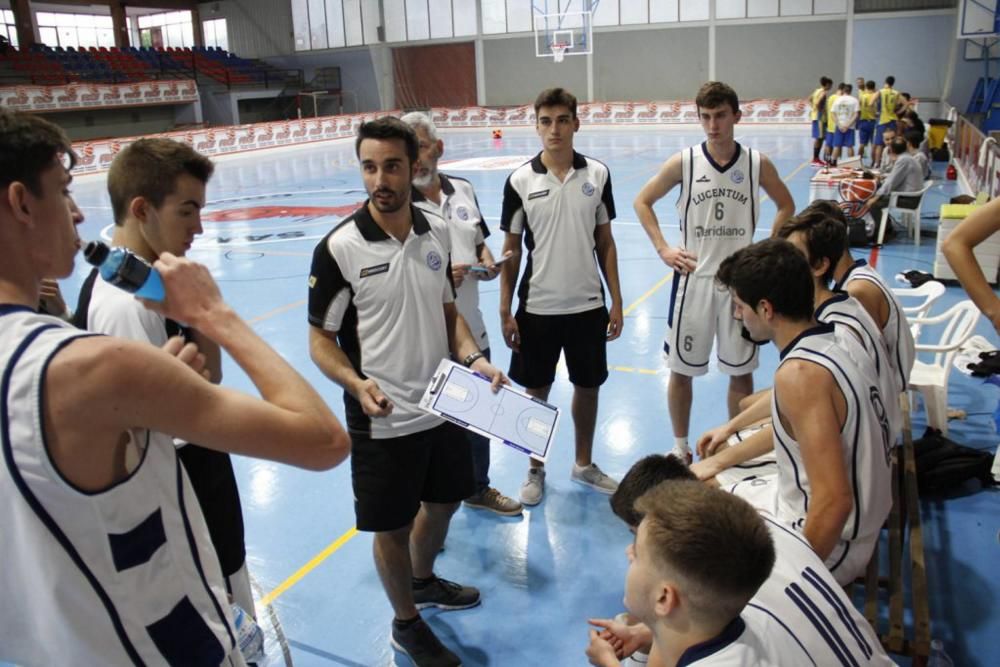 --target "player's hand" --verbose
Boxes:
[355,378,392,417]
[607,302,624,341]
[501,312,520,352]
[658,246,697,274]
[470,357,509,393]
[690,457,723,482]
[162,335,211,381]
[587,618,649,659]
[143,253,226,328]
[38,278,69,318]
[696,424,732,458]
[586,629,622,666]
[451,263,470,288]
